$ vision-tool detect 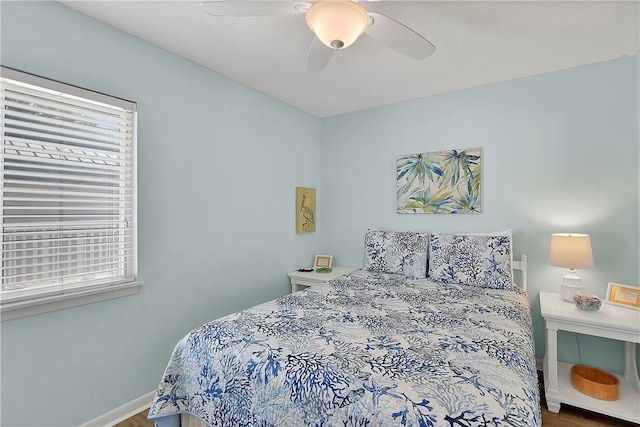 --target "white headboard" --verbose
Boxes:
[512,255,528,292]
